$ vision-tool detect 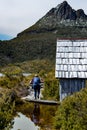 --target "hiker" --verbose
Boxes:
[30,74,42,99]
